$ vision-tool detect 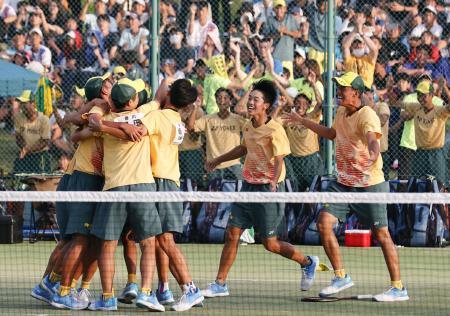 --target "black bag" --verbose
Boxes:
[0,215,23,244]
